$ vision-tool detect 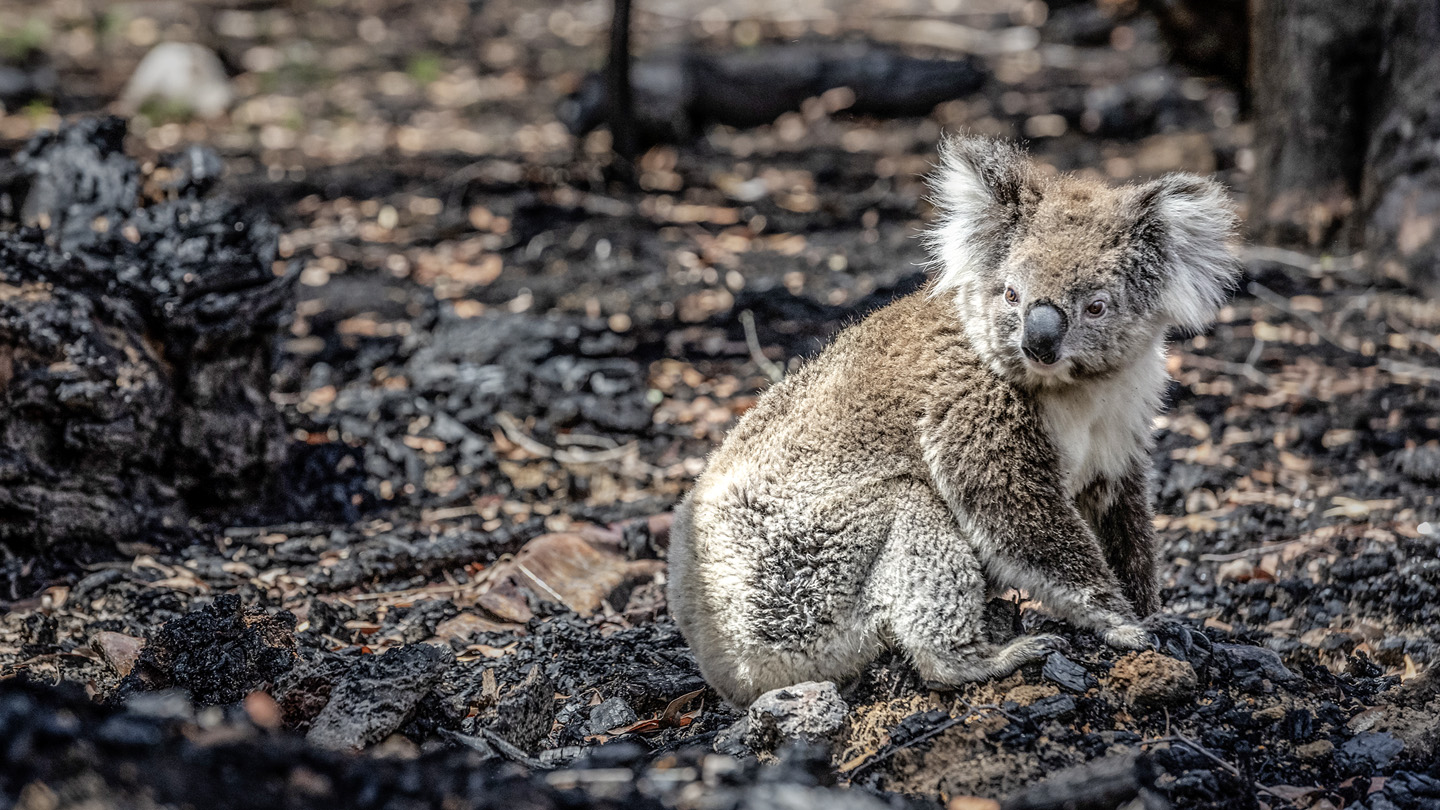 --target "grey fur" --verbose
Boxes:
[669,135,1242,706]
